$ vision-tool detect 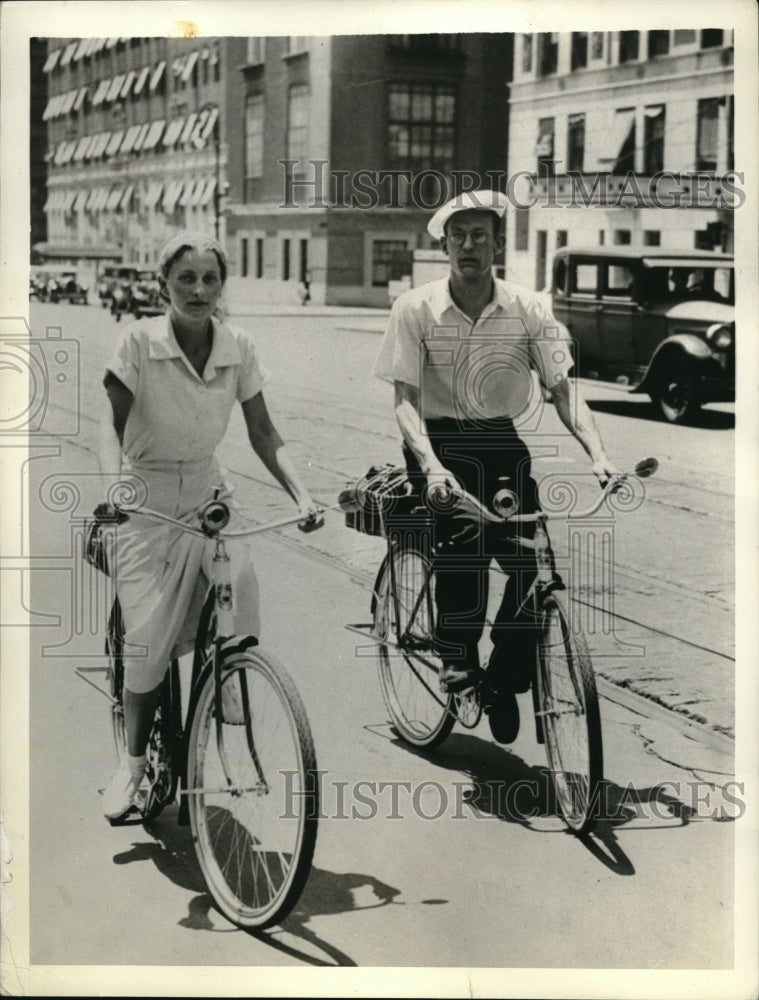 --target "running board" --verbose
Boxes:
[74,666,116,704]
